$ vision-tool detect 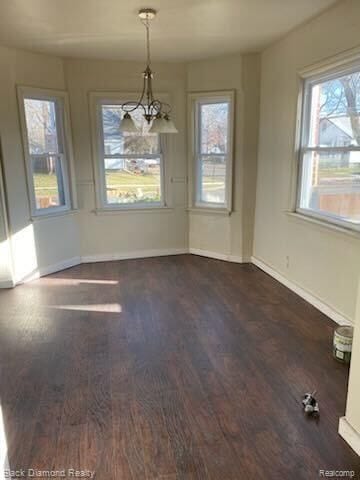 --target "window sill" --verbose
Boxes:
[187,207,231,216]
[31,209,79,222]
[285,211,360,239]
[94,206,174,215]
